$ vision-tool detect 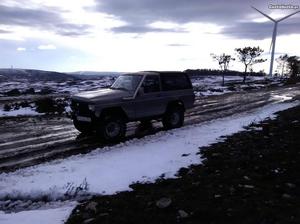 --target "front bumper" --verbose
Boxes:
[71,100,96,123]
